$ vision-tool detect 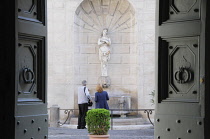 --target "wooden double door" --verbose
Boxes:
[1,0,210,139]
